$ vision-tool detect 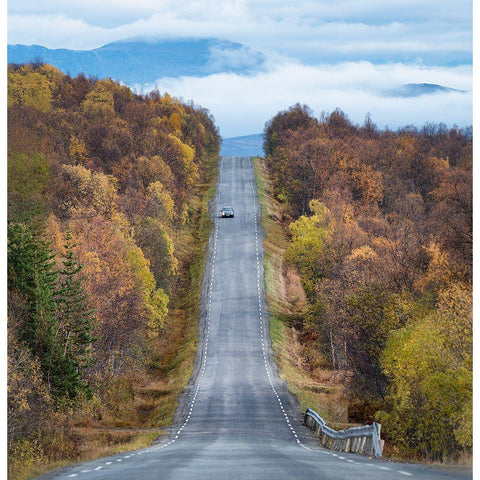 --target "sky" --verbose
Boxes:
[7,0,473,137]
